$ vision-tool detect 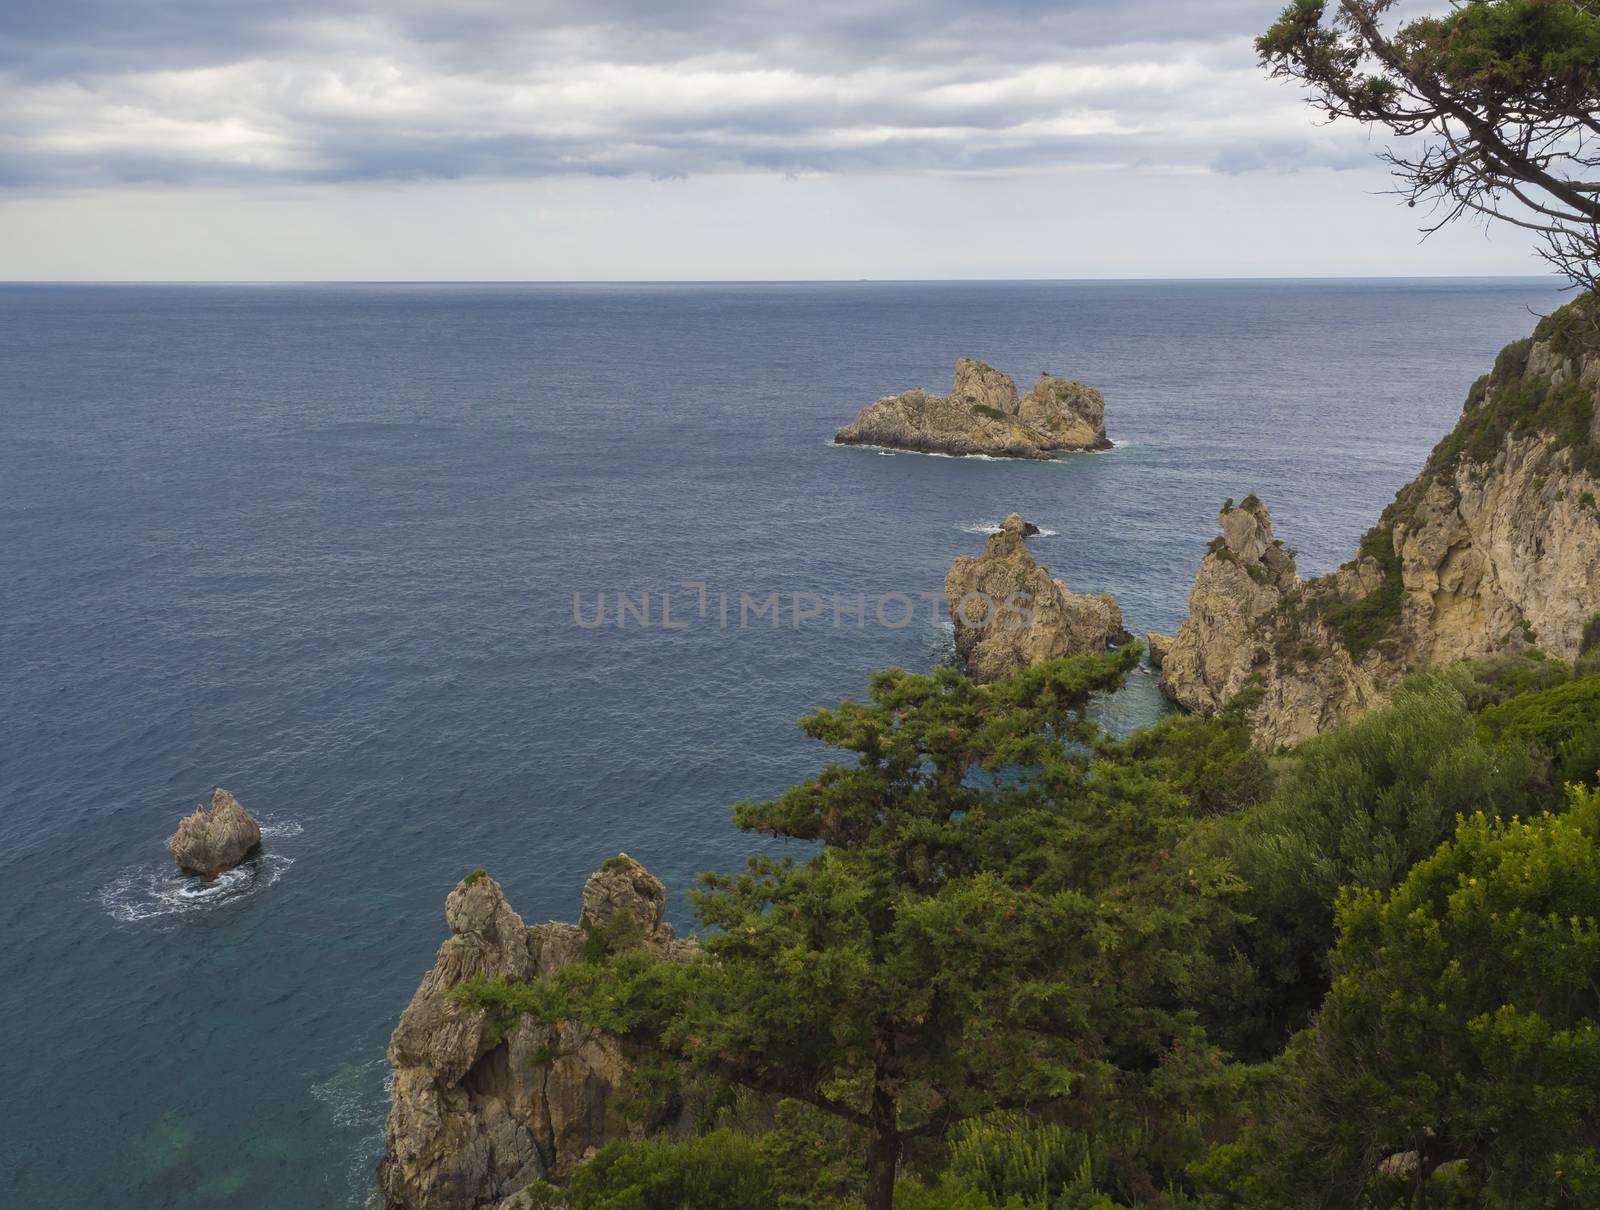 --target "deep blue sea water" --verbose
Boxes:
[0,278,1568,1208]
